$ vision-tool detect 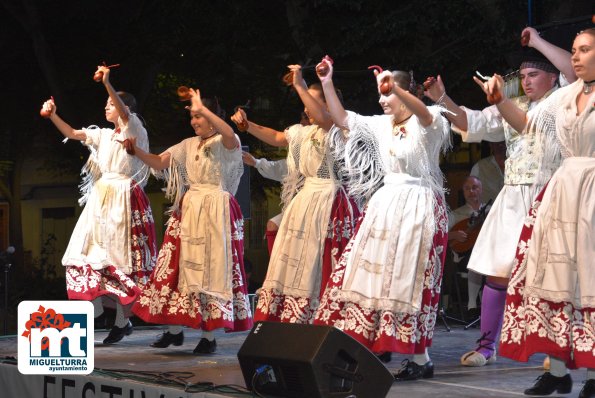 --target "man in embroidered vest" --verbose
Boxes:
[425,26,576,367]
